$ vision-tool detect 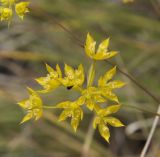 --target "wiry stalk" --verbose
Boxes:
[140,105,160,157]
